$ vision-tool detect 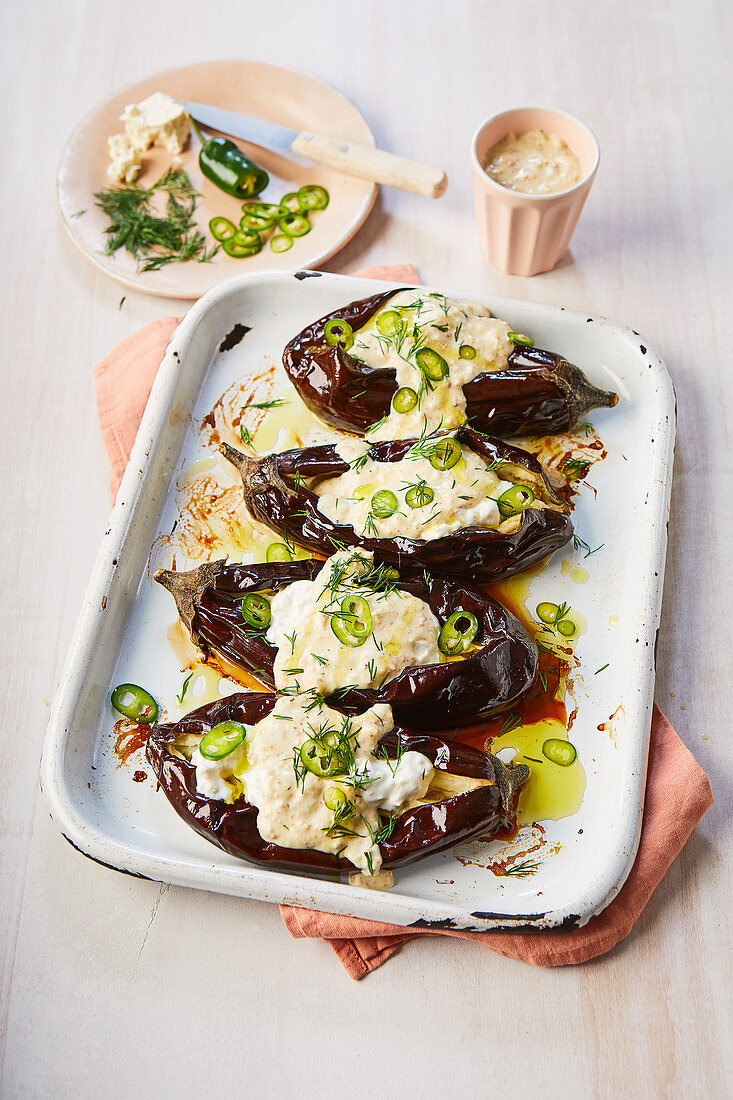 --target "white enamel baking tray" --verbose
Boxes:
[41,271,675,932]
